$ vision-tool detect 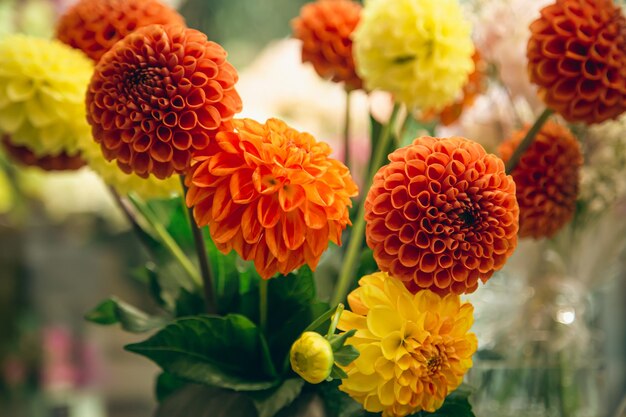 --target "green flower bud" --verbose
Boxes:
[290,331,334,384]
